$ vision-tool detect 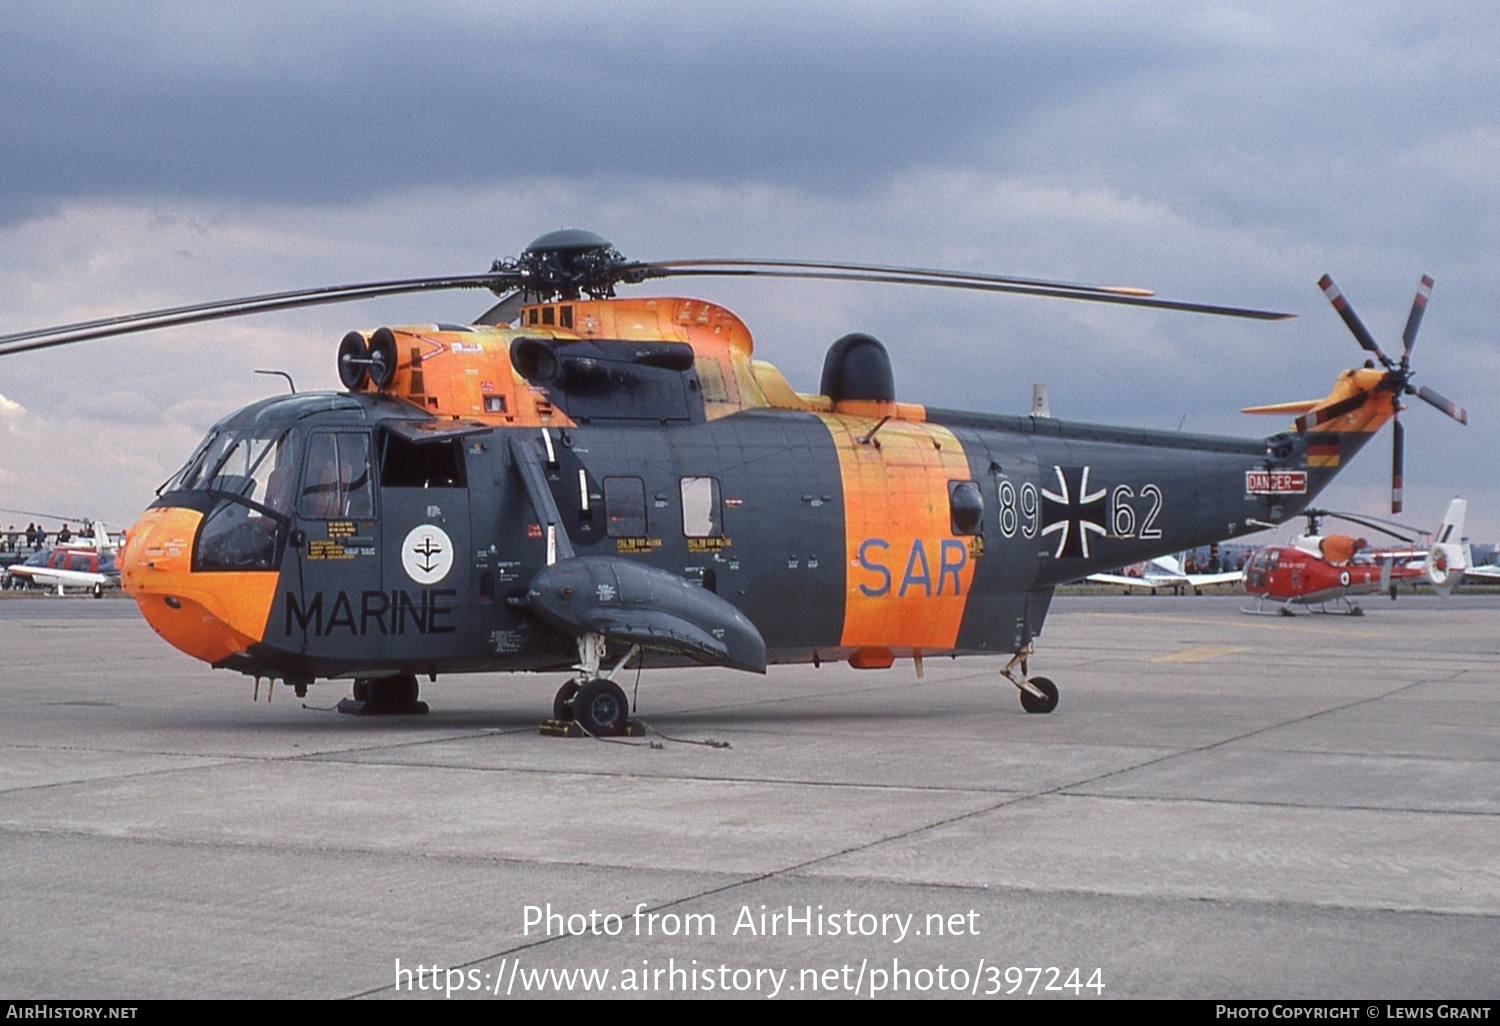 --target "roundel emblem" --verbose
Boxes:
[401,524,454,585]
[1339,569,1351,587]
